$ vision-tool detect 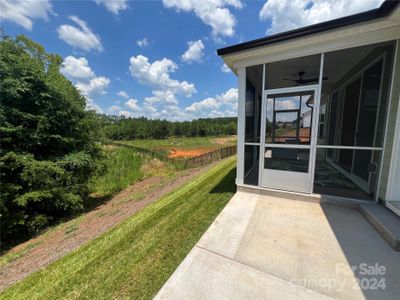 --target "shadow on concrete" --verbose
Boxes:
[321,204,400,299]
